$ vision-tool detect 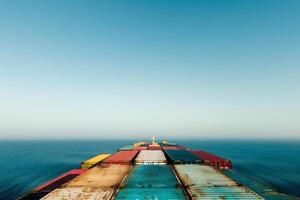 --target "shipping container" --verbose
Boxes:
[80,153,111,169]
[103,150,139,164]
[118,145,134,151]
[20,169,87,200]
[174,165,236,187]
[133,146,148,151]
[160,141,177,146]
[147,146,162,150]
[187,186,264,199]
[133,141,146,147]
[115,188,186,199]
[190,150,232,169]
[114,165,186,199]
[162,146,179,150]
[174,164,264,199]
[66,164,131,188]
[41,164,132,200]
[134,150,167,165]
[162,145,187,150]
[164,150,202,164]
[41,187,115,200]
